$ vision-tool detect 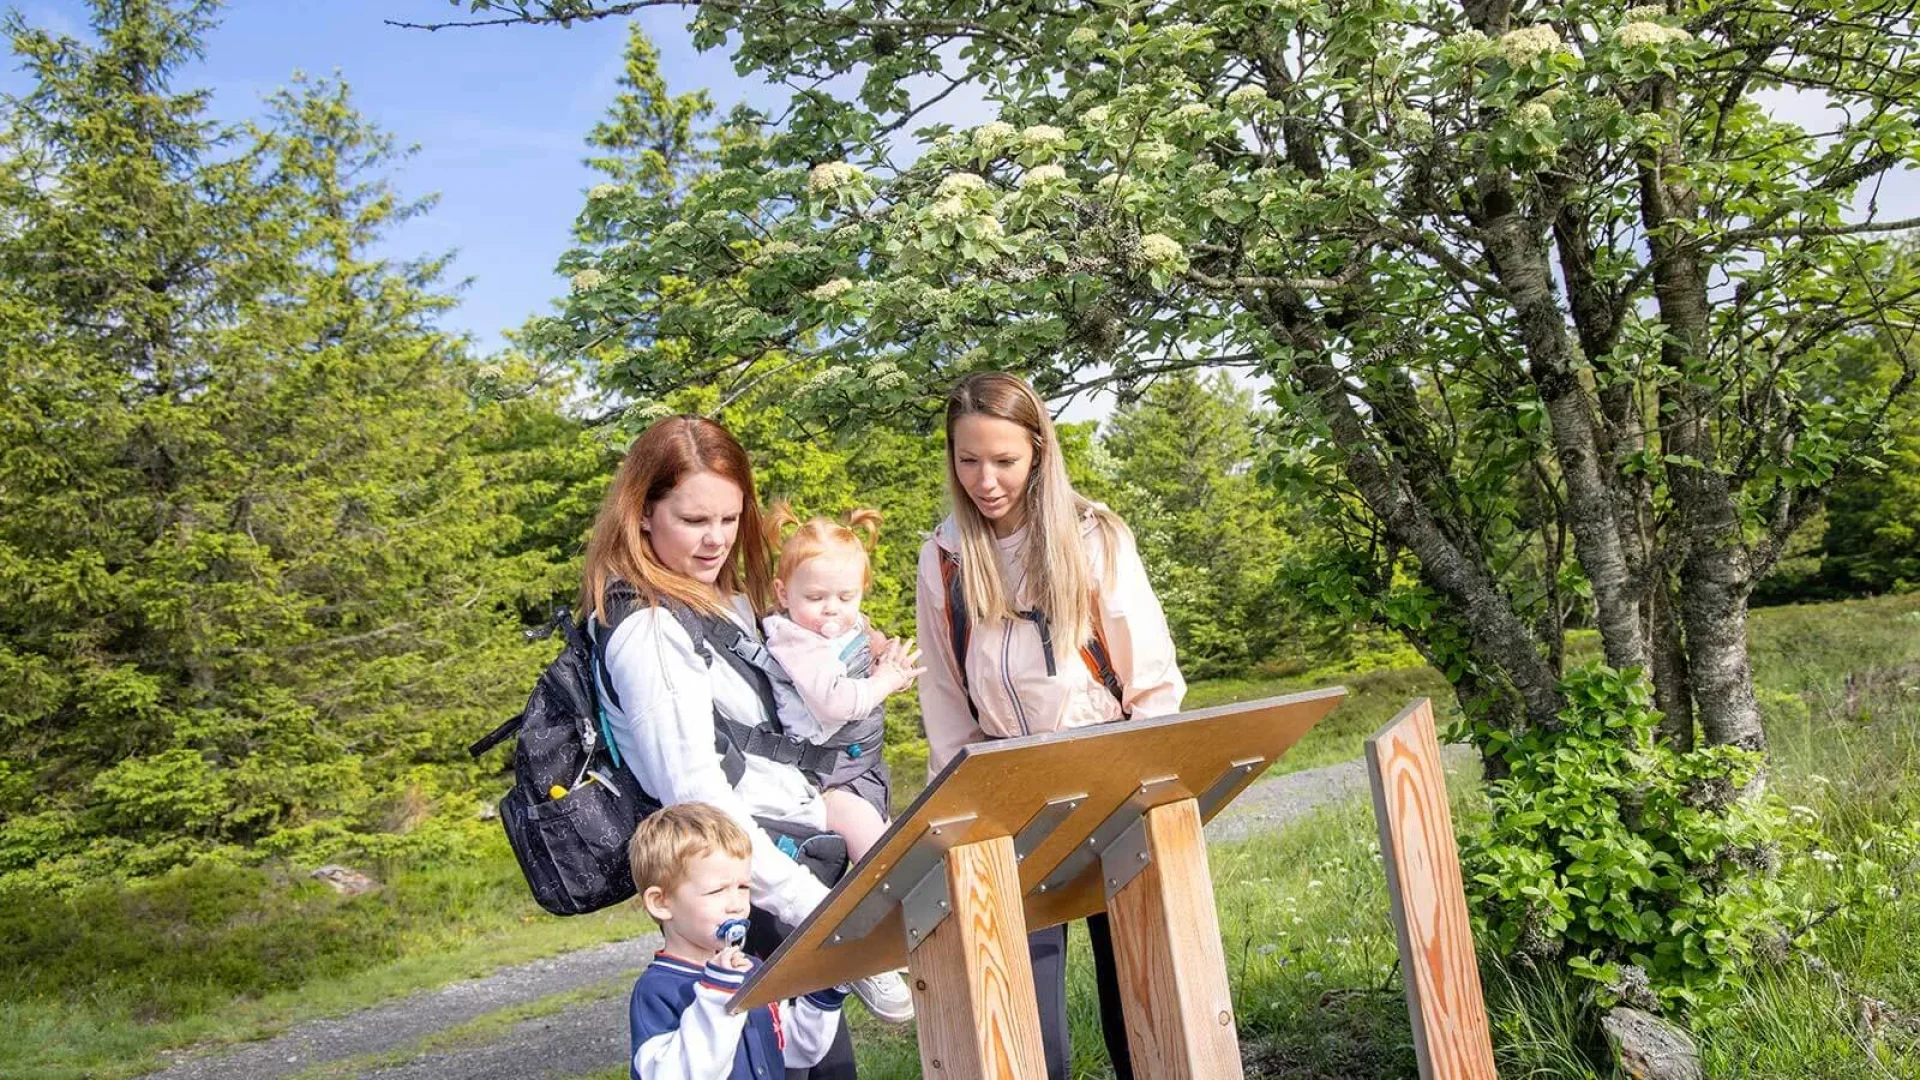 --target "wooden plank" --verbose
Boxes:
[732,687,1346,1010]
[1105,798,1244,1080]
[1365,699,1497,1080]
[905,835,1047,1080]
